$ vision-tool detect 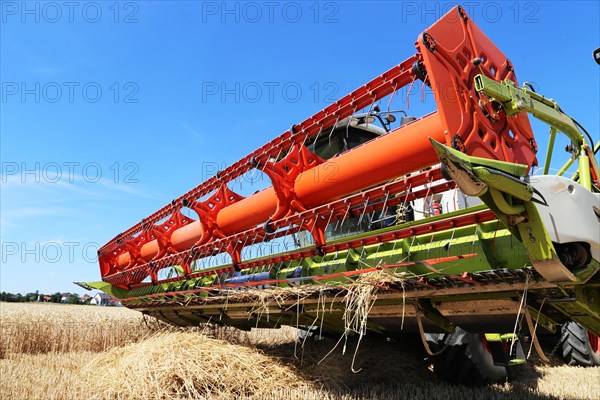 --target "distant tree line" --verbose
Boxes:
[0,291,84,304]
